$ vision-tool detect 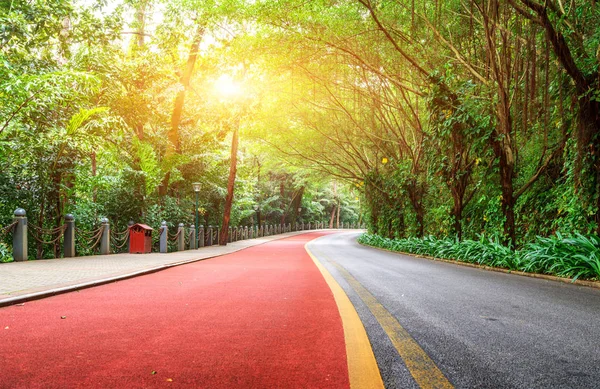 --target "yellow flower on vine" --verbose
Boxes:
[381,157,388,165]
